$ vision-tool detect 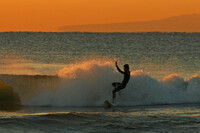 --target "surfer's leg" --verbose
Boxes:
[112,82,121,99]
[112,84,125,99]
[112,82,121,88]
